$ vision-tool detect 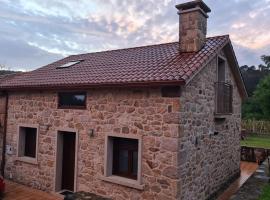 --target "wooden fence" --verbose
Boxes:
[242,120,270,135]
